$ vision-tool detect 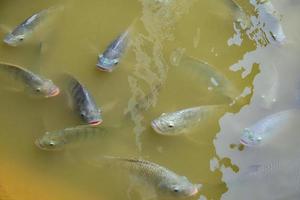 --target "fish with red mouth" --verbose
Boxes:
[0,62,59,98]
[66,75,102,126]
